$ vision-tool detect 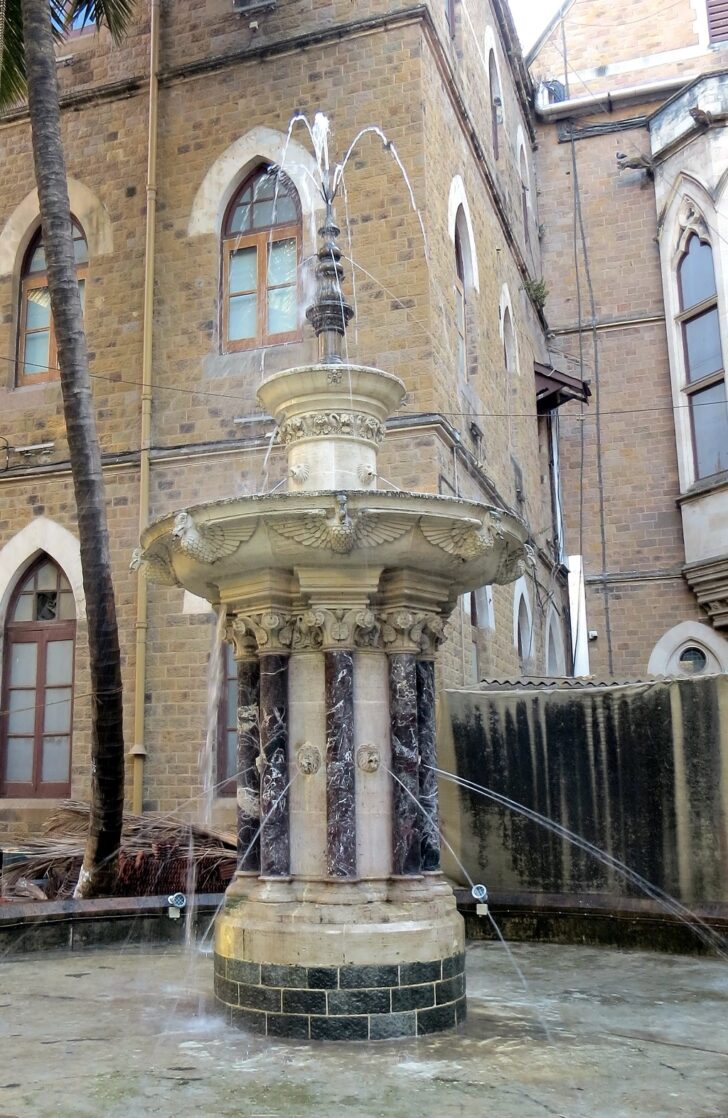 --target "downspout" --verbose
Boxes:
[131,0,160,815]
